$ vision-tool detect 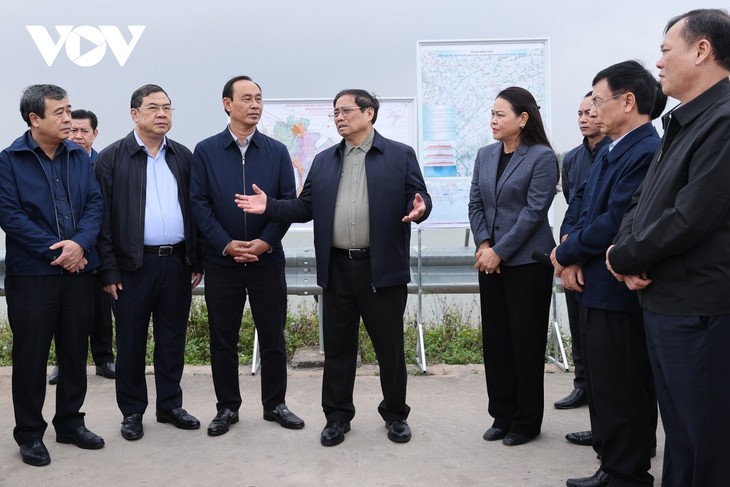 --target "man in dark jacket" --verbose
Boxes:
[190,75,303,437]
[95,84,203,442]
[236,89,431,447]
[607,9,730,486]
[554,92,610,411]
[552,61,666,487]
[0,84,105,466]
